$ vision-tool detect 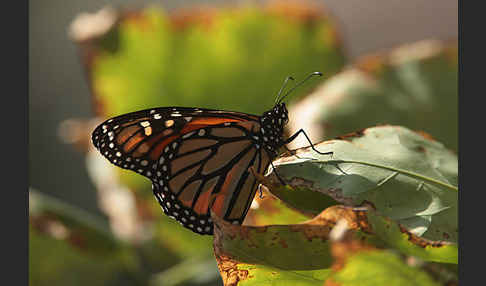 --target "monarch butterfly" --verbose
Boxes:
[91,72,331,235]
